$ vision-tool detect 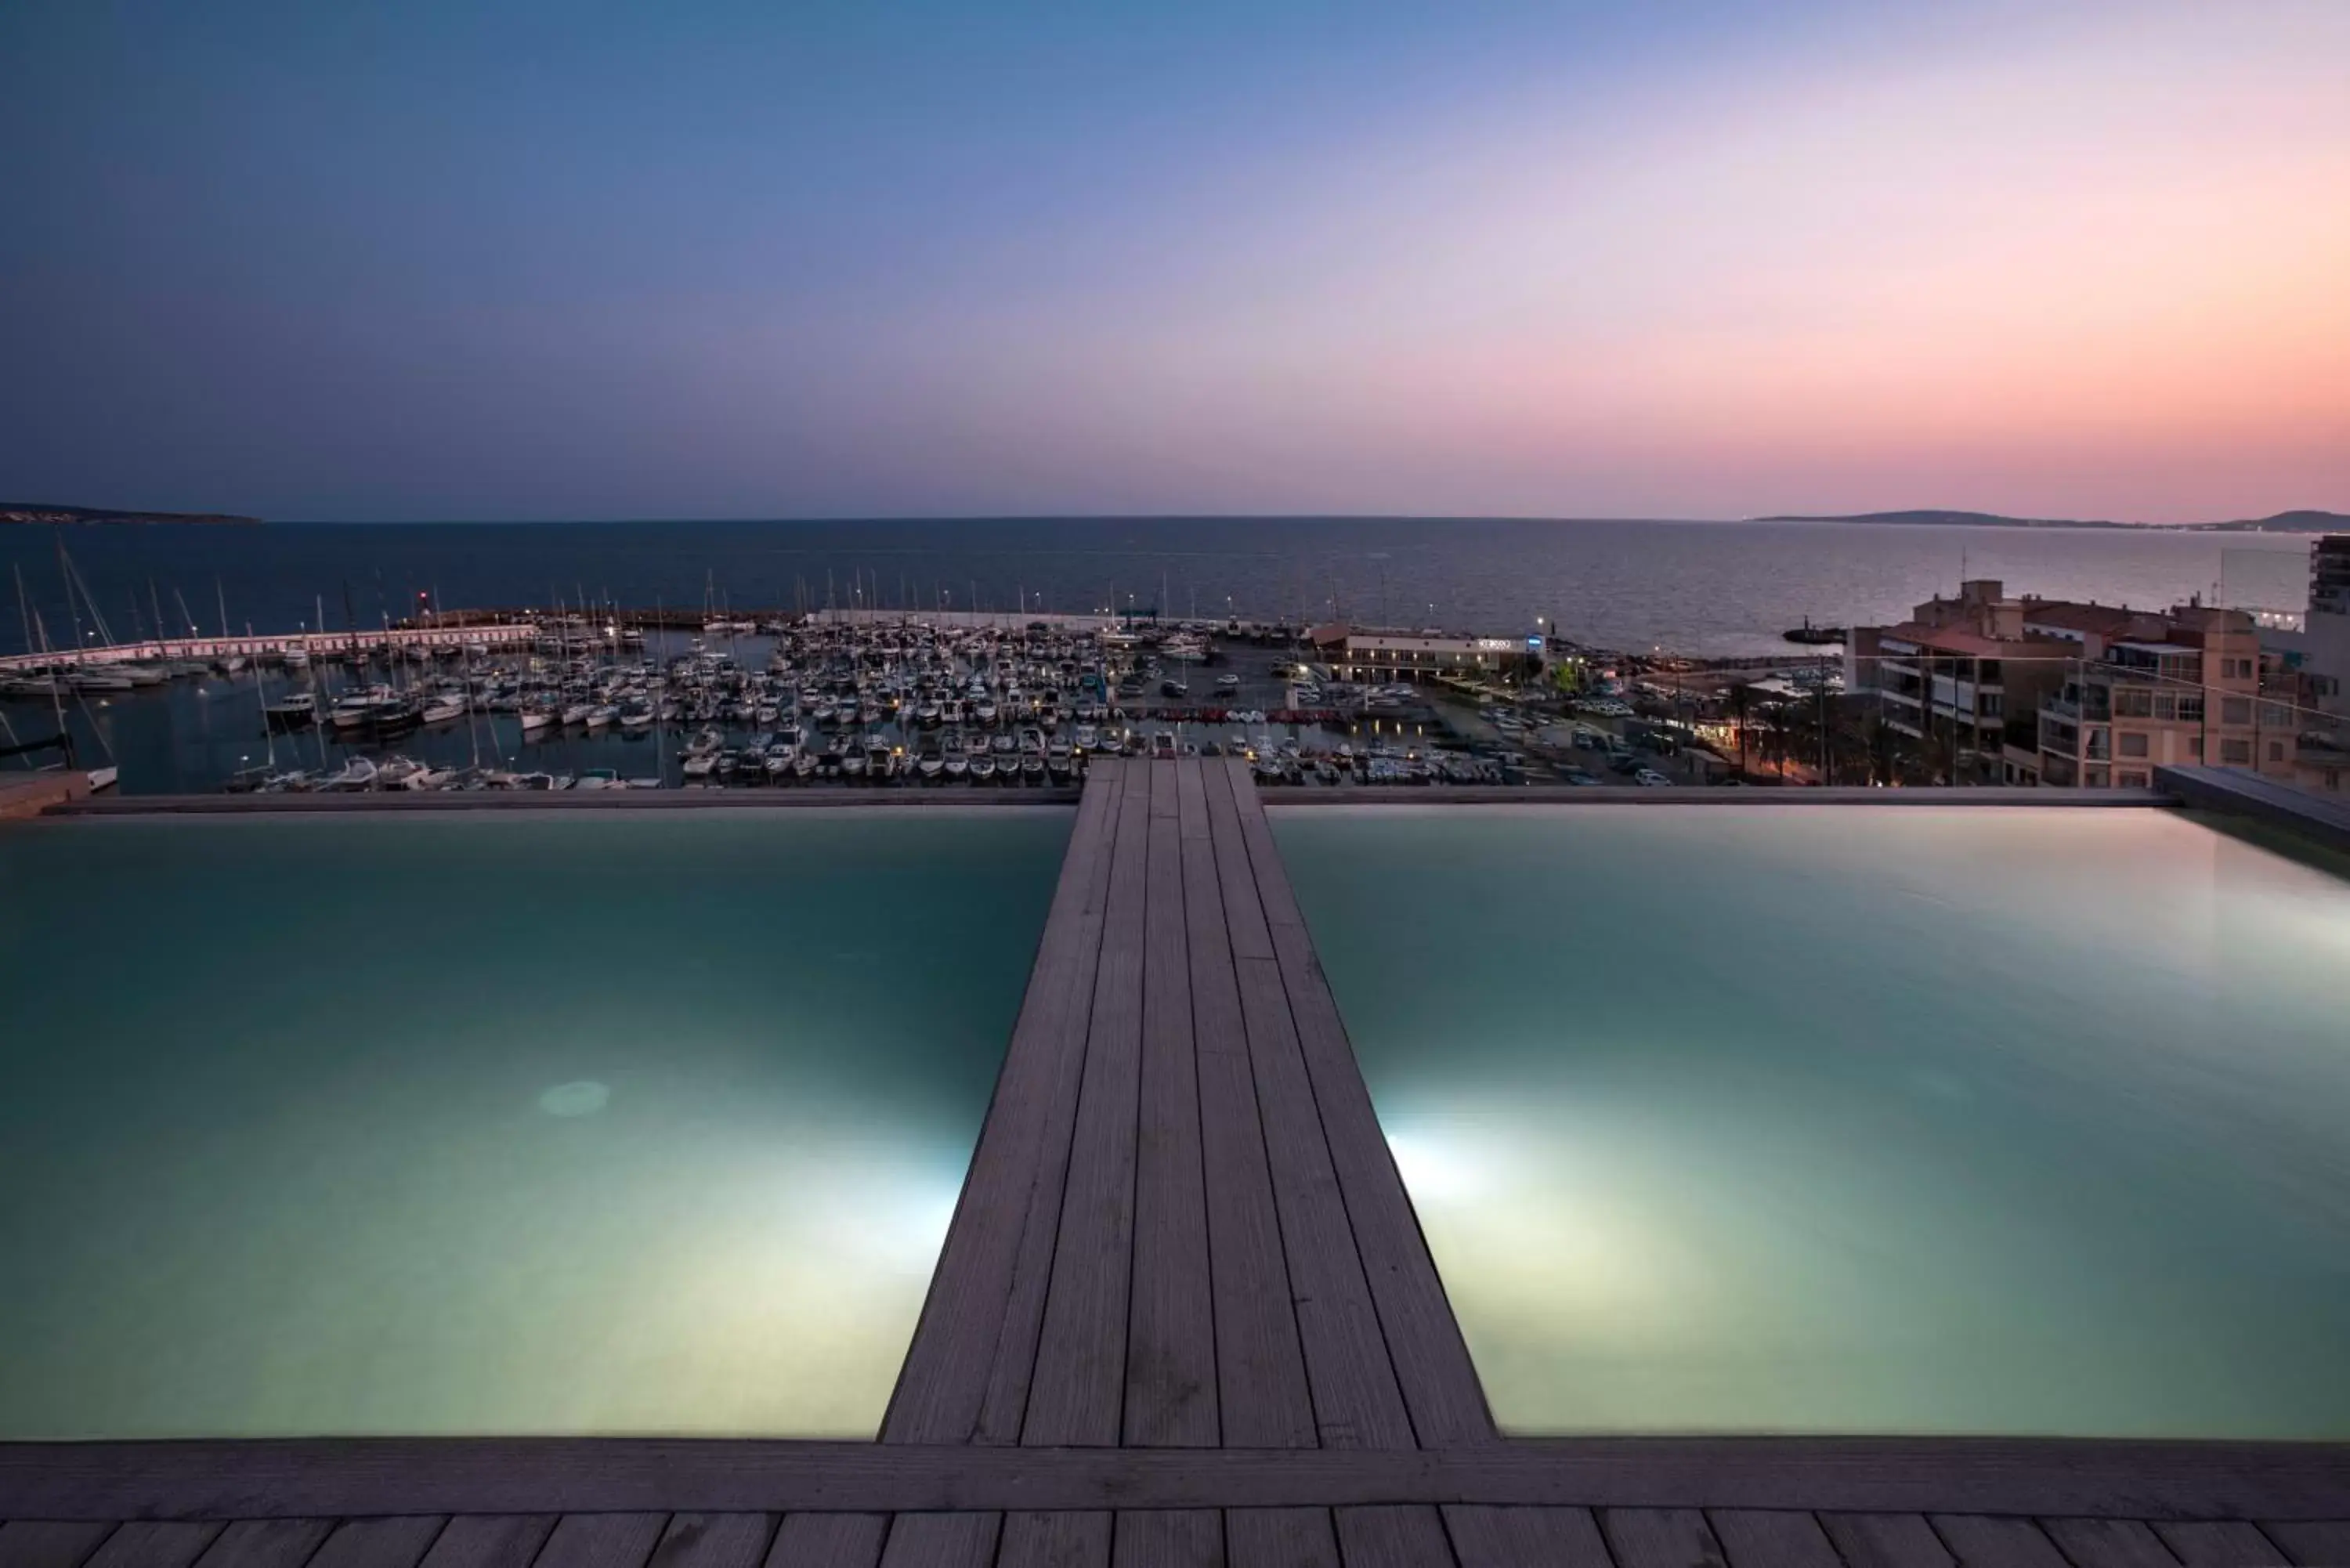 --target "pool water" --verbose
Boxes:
[0,809,1068,1438]
[1274,805,2350,1439]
